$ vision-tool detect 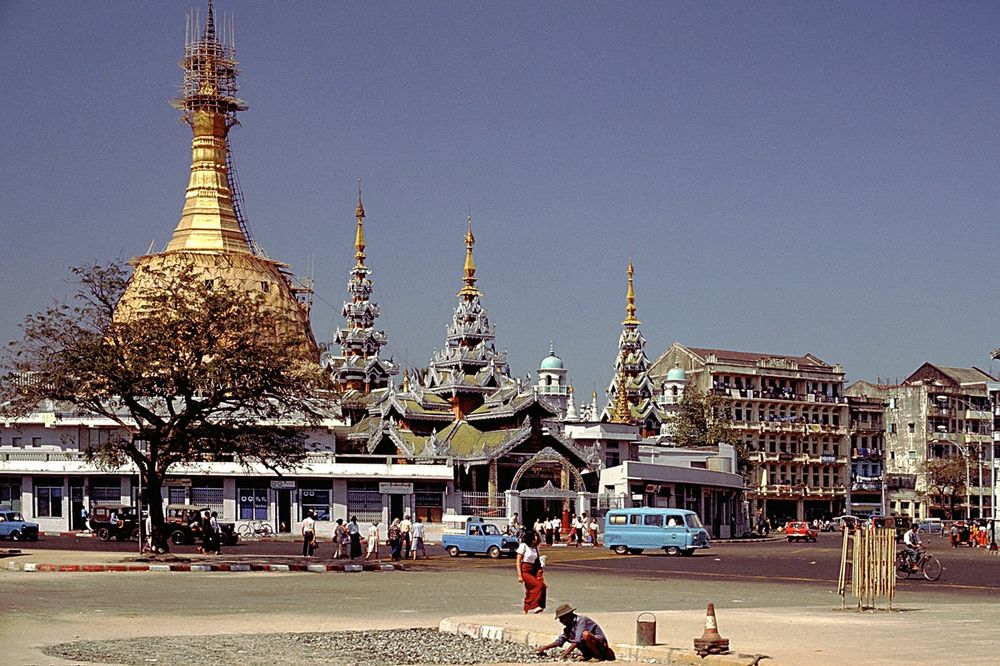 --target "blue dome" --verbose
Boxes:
[540,354,564,370]
[666,366,686,381]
